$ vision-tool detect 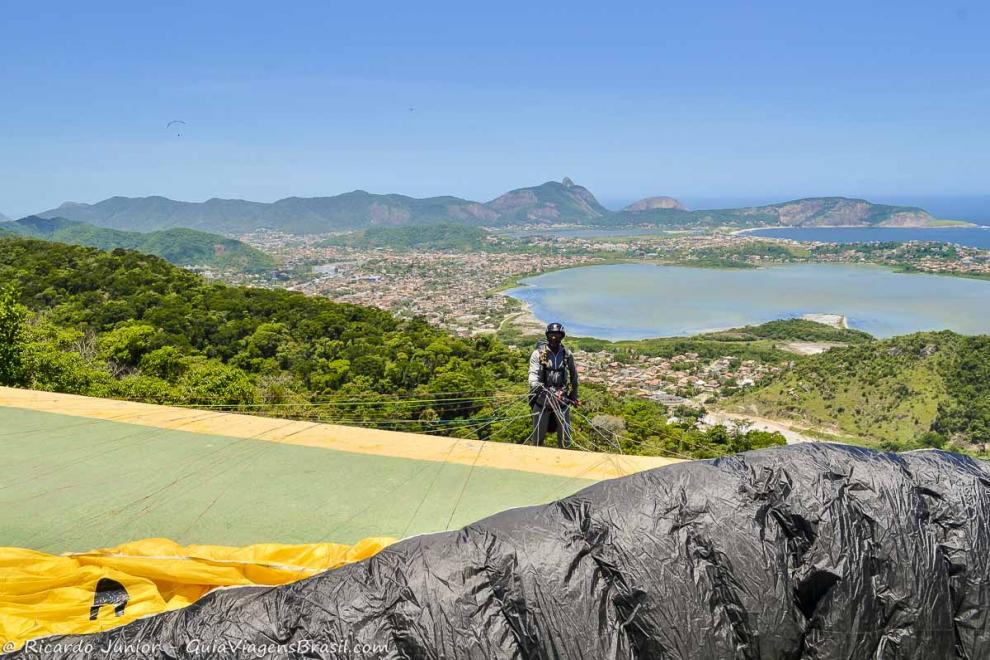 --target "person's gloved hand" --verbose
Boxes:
[528,387,541,406]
